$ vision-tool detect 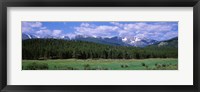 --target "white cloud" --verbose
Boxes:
[35,29,63,38]
[52,30,62,37]
[29,22,42,27]
[63,33,76,39]
[74,22,178,41]
[22,22,178,41]
[22,22,43,32]
[74,23,120,37]
[80,23,90,27]
[110,22,124,27]
[35,29,51,37]
[22,22,64,38]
